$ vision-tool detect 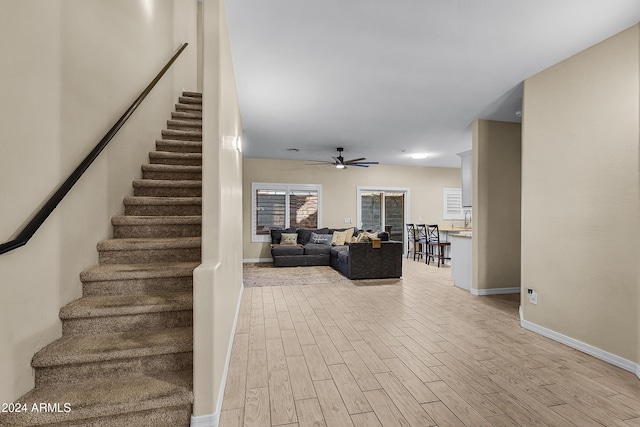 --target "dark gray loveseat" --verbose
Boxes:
[330,241,403,280]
